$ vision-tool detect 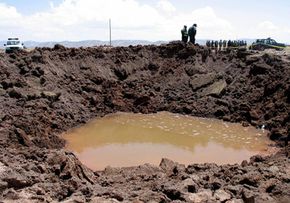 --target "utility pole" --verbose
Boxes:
[109,18,112,46]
